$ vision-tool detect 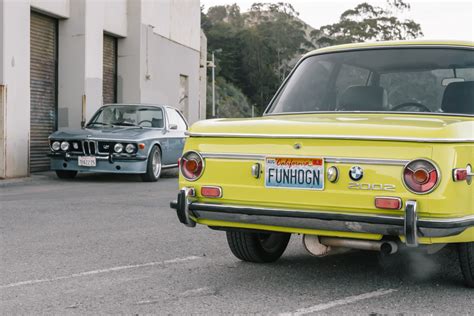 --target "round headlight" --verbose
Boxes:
[125,144,135,154]
[52,141,61,151]
[60,141,69,151]
[114,143,123,153]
